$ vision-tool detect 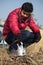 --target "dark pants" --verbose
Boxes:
[5,30,35,47]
